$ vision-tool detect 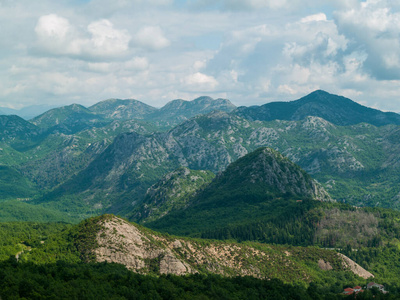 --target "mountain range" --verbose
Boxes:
[1,90,400,297]
[2,90,400,218]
